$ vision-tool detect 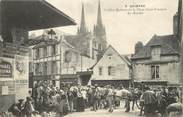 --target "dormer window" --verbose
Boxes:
[151,46,161,60]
